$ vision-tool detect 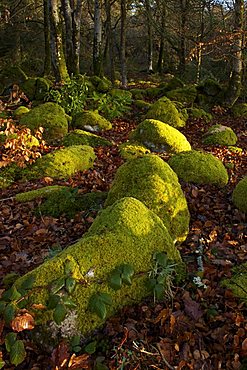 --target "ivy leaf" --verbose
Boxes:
[154,283,164,300]
[3,303,17,325]
[88,293,111,320]
[47,294,61,309]
[2,286,22,302]
[5,332,17,352]
[146,278,157,291]
[84,341,97,354]
[62,297,77,309]
[51,277,65,294]
[0,301,6,314]
[121,264,134,285]
[154,252,168,268]
[65,277,76,294]
[10,340,26,366]
[17,298,29,309]
[109,273,122,290]
[53,303,67,325]
[98,292,112,306]
[70,334,81,348]
[20,275,35,290]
